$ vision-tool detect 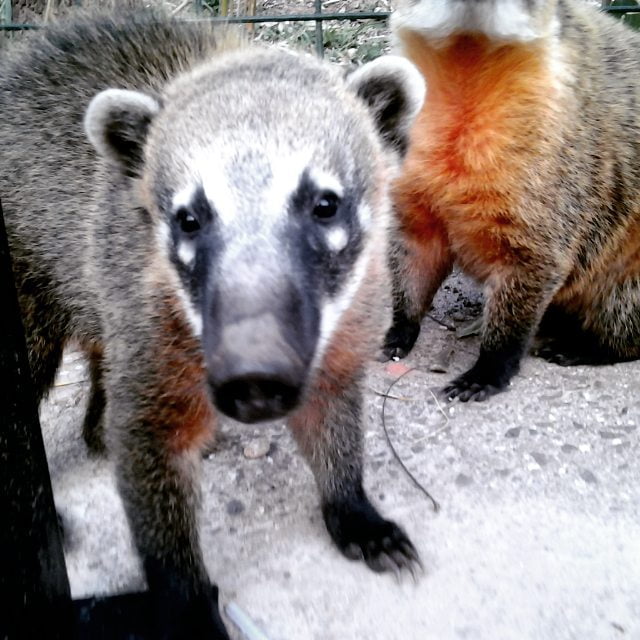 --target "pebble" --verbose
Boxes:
[561,444,578,454]
[226,499,245,516]
[530,452,548,467]
[243,438,271,459]
[580,469,598,484]
[455,473,474,487]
